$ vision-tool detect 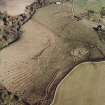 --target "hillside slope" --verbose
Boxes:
[0,1,105,105]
